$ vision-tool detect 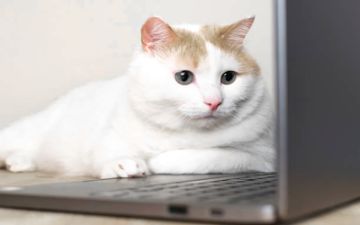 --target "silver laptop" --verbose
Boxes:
[1,0,360,223]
